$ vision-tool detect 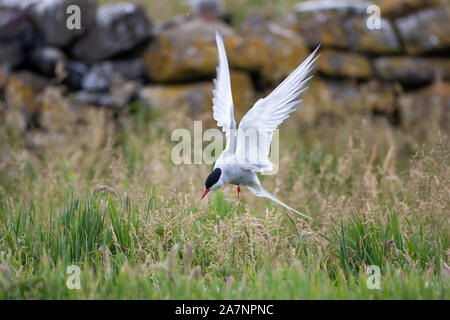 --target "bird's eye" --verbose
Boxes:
[205,168,221,189]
